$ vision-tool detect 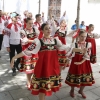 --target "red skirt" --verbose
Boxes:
[20,44,38,74]
[30,50,61,96]
[86,37,96,64]
[57,36,67,67]
[58,50,67,67]
[65,53,95,87]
